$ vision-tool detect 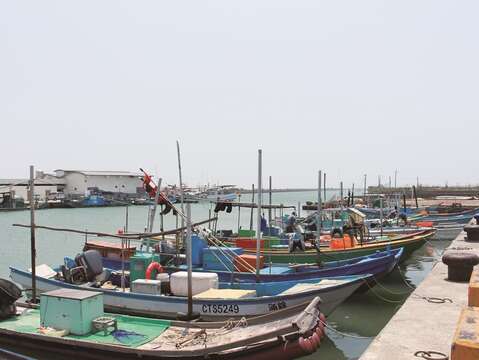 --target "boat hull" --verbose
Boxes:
[175,248,402,284]
[0,298,324,360]
[10,268,364,320]
[245,230,434,264]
